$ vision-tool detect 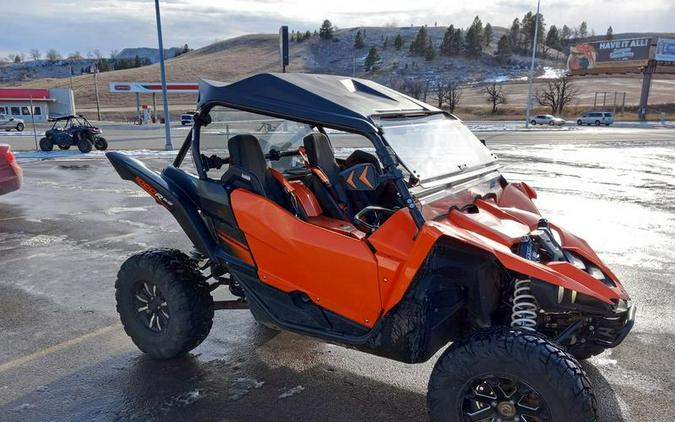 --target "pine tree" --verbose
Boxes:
[410,26,430,56]
[510,18,521,52]
[464,16,484,57]
[354,30,365,49]
[383,36,389,50]
[606,26,613,40]
[496,35,512,63]
[425,38,435,61]
[483,23,493,47]
[561,25,571,41]
[394,34,403,50]
[319,20,335,40]
[452,28,463,55]
[364,47,380,71]
[545,26,561,52]
[441,25,455,55]
[579,21,588,38]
